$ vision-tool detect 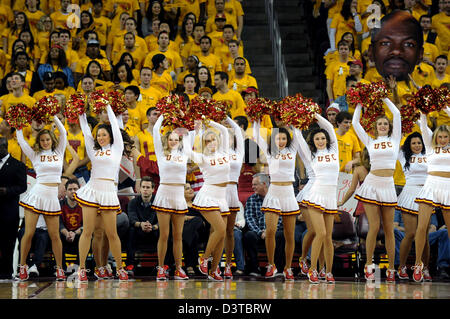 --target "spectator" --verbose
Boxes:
[195,65,216,94]
[325,40,351,103]
[431,55,450,89]
[0,72,36,118]
[198,35,222,77]
[231,202,246,276]
[125,176,159,275]
[335,111,361,173]
[228,57,258,94]
[328,0,362,53]
[139,67,163,111]
[243,173,285,276]
[176,55,199,93]
[212,71,246,119]
[59,179,83,269]
[334,75,358,113]
[325,103,340,128]
[0,137,27,279]
[150,53,175,96]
